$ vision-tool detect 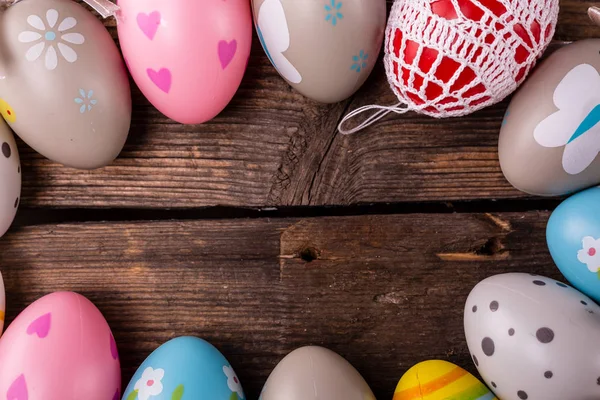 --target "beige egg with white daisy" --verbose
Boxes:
[0,0,131,169]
